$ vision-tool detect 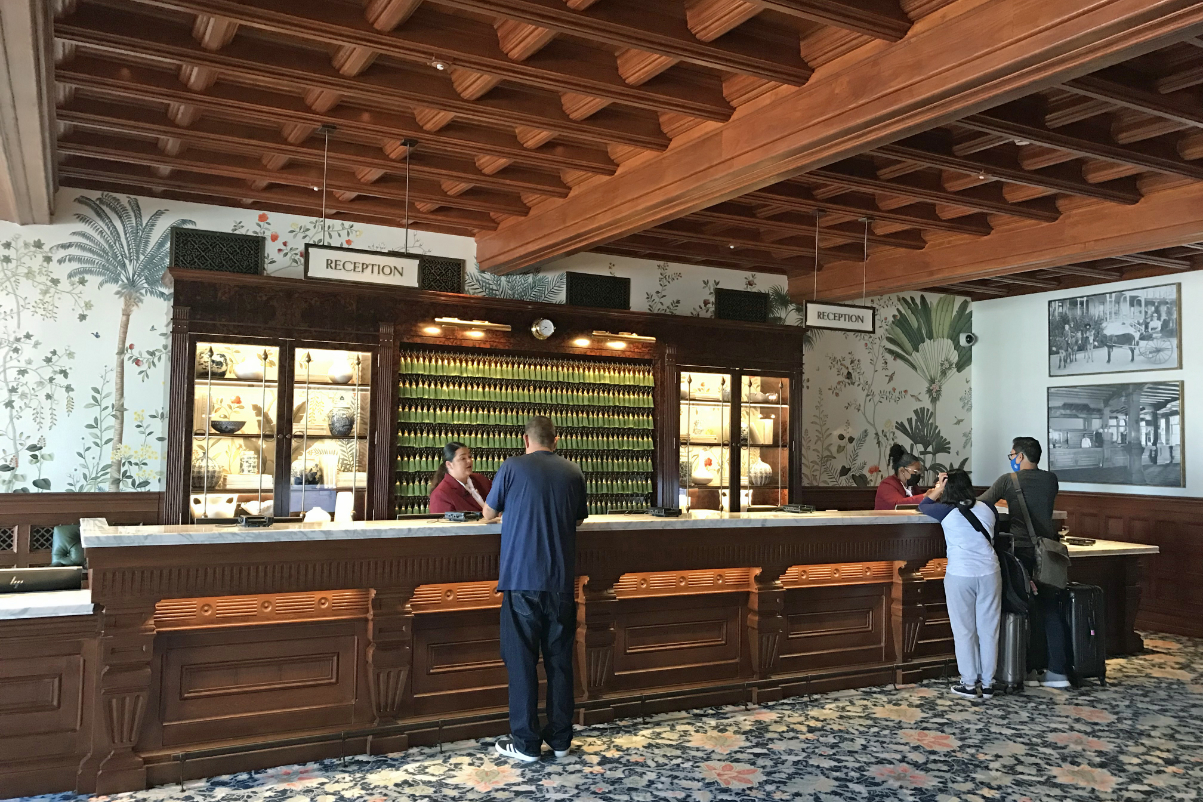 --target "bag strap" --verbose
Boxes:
[958,505,993,546]
[1008,470,1045,541]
